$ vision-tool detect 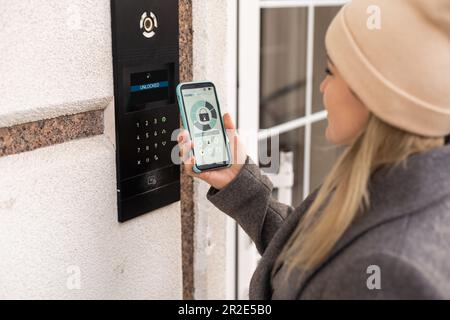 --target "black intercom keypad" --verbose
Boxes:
[111,0,180,222]
[133,109,178,173]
